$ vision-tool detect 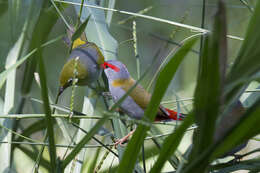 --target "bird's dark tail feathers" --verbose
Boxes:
[156,107,186,121]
